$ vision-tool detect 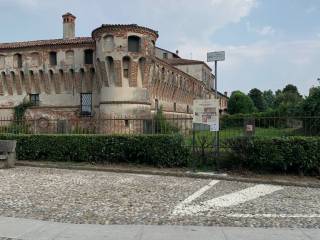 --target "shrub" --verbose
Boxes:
[228,91,256,114]
[226,136,320,175]
[0,134,190,168]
